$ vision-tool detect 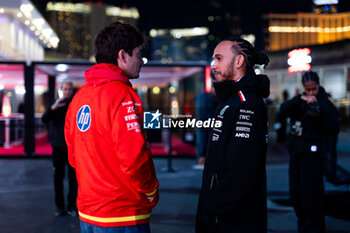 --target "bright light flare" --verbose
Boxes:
[2,94,11,117]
